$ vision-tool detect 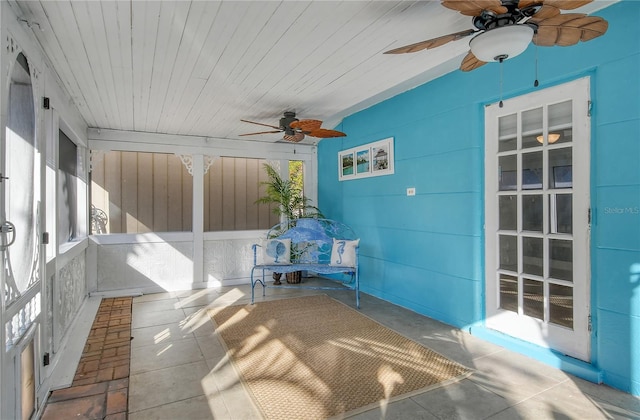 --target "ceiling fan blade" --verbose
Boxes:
[306,128,347,138]
[441,0,507,16]
[290,119,322,131]
[541,0,593,10]
[240,119,281,130]
[533,14,608,46]
[239,130,282,136]
[459,51,487,72]
[283,133,305,142]
[384,29,477,54]
[575,16,609,42]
